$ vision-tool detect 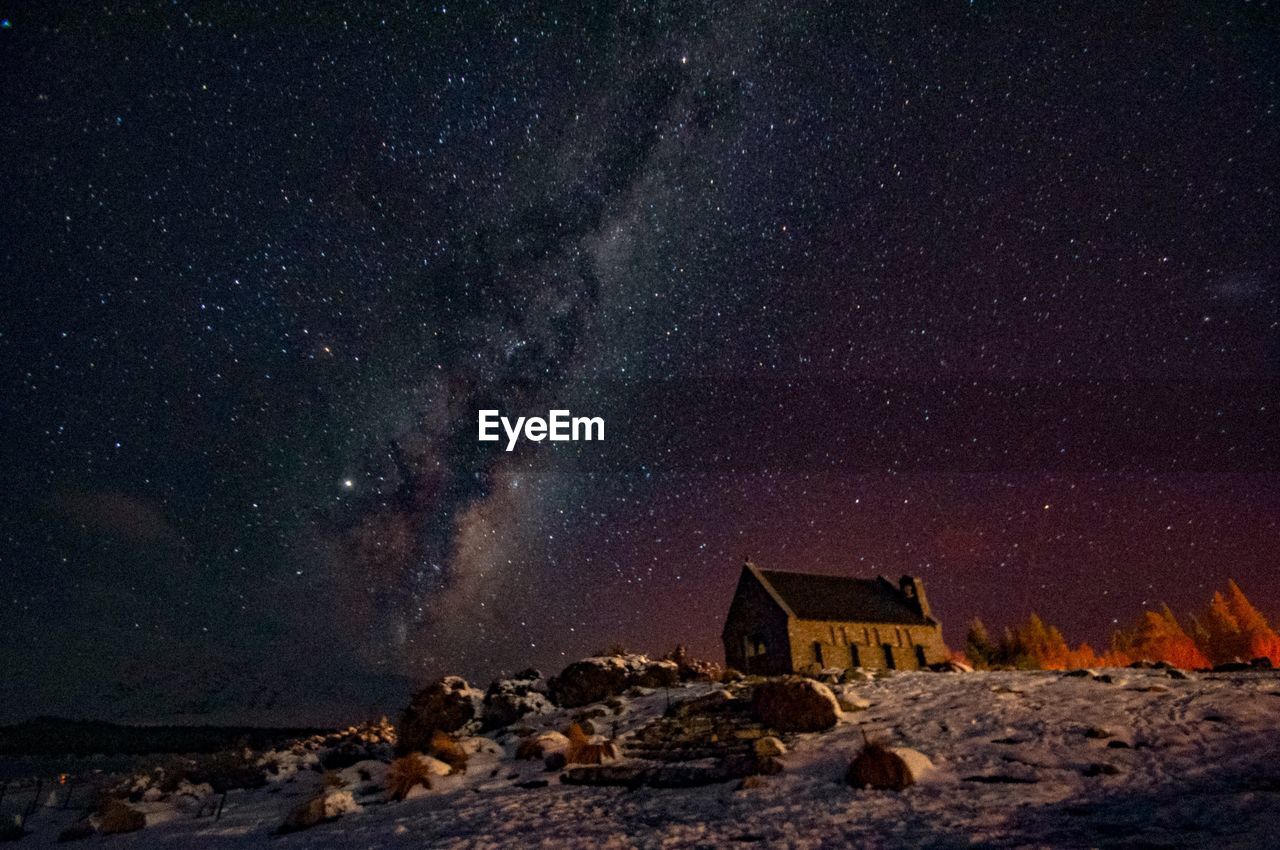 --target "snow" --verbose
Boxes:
[11,669,1280,848]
